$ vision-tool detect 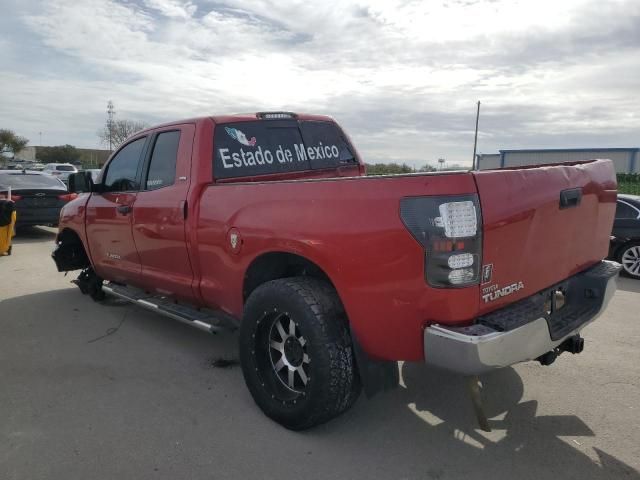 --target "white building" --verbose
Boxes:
[476,148,640,173]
